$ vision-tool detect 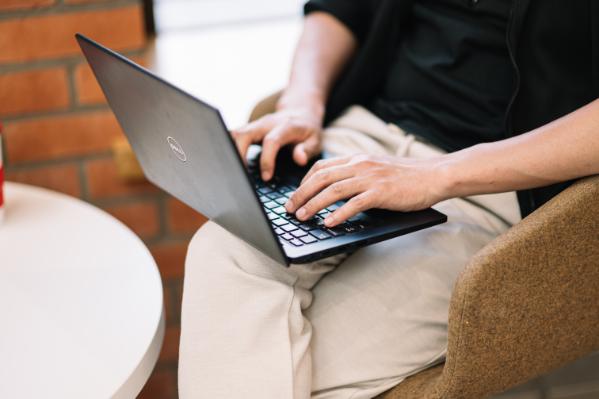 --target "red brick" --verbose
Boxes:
[150,241,188,279]
[74,54,147,105]
[0,68,69,117]
[0,0,54,11]
[159,326,180,363]
[137,369,177,399]
[73,62,105,105]
[85,157,158,199]
[103,200,159,239]
[0,6,145,63]
[166,198,207,235]
[5,163,81,197]
[4,111,123,164]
